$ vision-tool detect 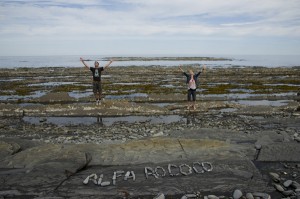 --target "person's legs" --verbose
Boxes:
[93,82,103,105]
[96,82,102,105]
[98,82,102,101]
[191,89,196,110]
[187,89,192,110]
[92,82,98,102]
